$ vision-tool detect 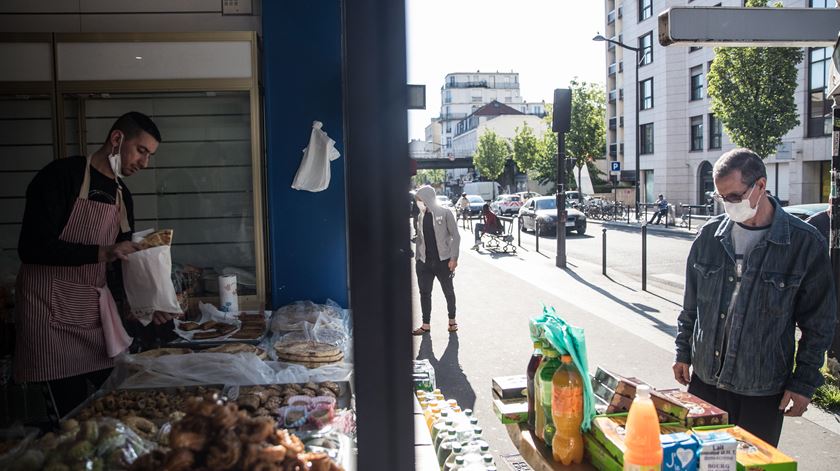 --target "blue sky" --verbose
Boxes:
[406,0,606,139]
